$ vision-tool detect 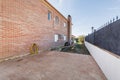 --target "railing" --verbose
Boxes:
[95,16,119,32]
[85,17,120,56]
